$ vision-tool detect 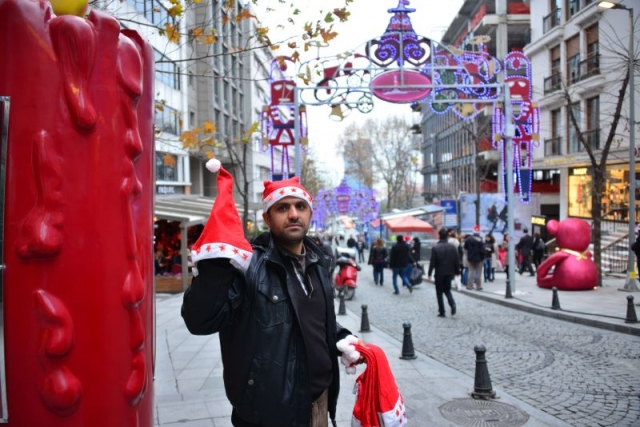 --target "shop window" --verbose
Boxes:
[568,167,592,217]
